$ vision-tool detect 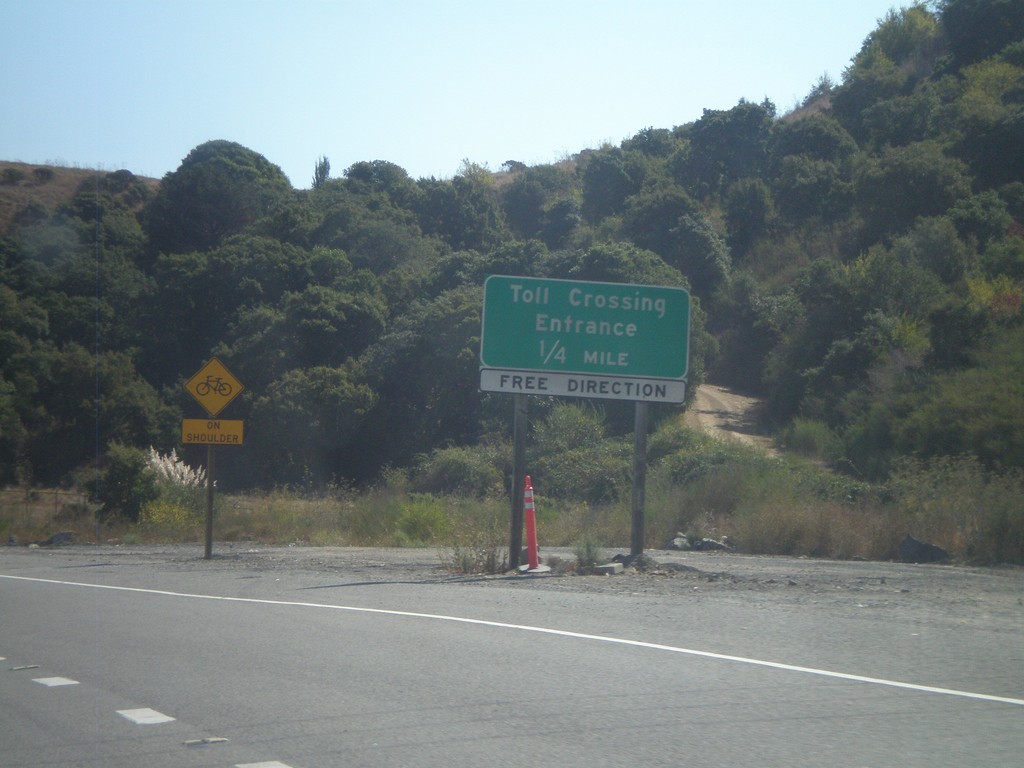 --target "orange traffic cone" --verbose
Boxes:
[524,475,539,570]
[520,476,550,573]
